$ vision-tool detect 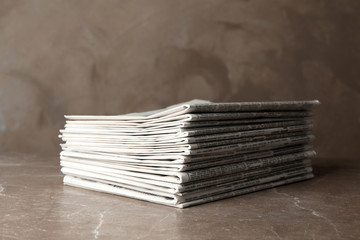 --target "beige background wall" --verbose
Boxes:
[0,0,359,160]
